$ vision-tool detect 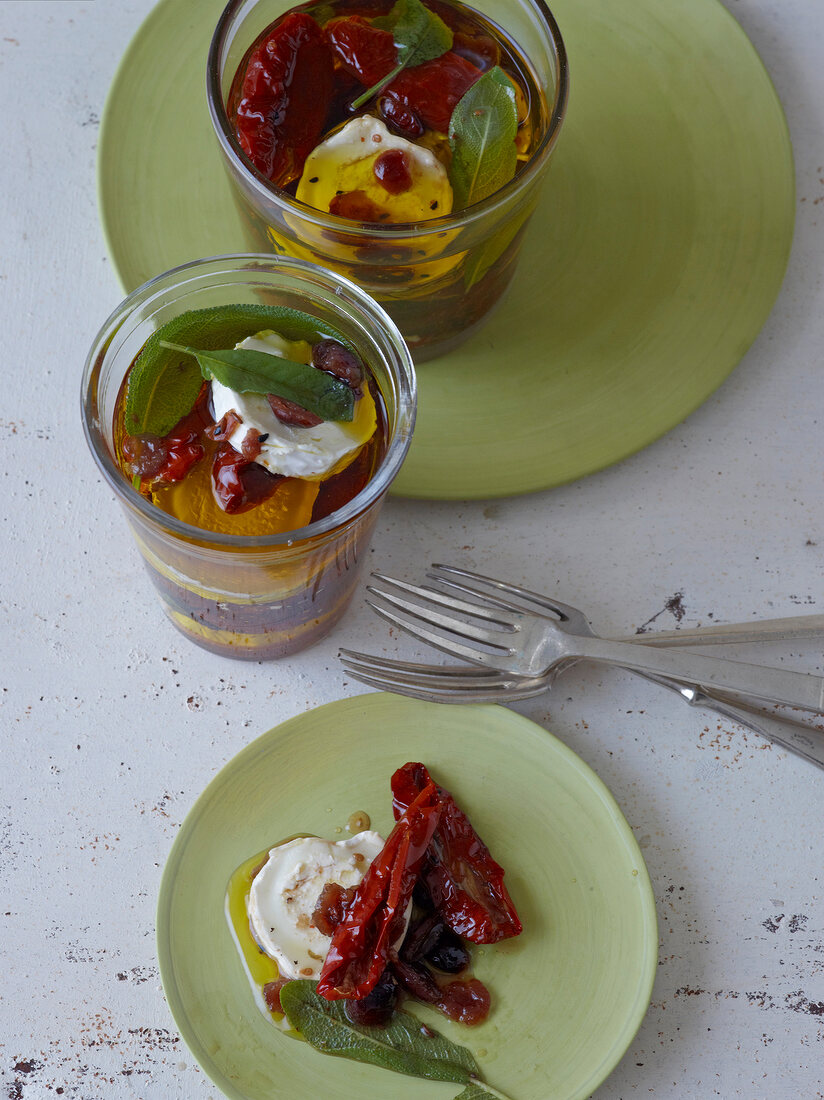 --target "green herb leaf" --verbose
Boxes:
[448,66,518,209]
[124,304,347,437]
[351,0,453,110]
[279,981,480,1083]
[463,204,532,290]
[158,342,355,423]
